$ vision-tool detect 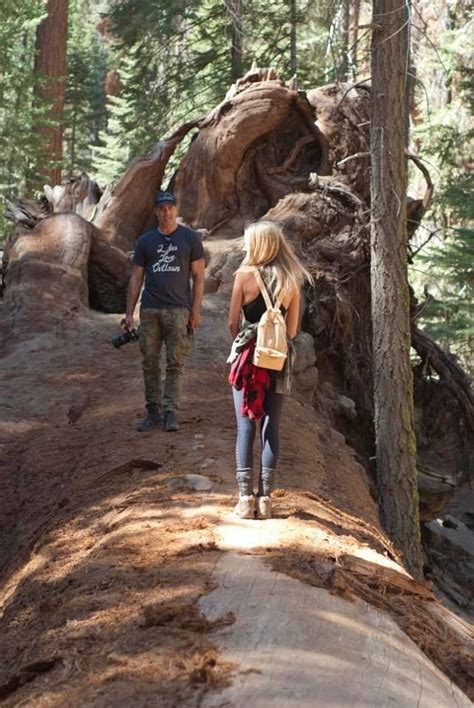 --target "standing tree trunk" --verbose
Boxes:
[290,0,297,76]
[34,0,69,185]
[340,0,350,81]
[370,0,423,578]
[349,0,361,79]
[225,0,243,82]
